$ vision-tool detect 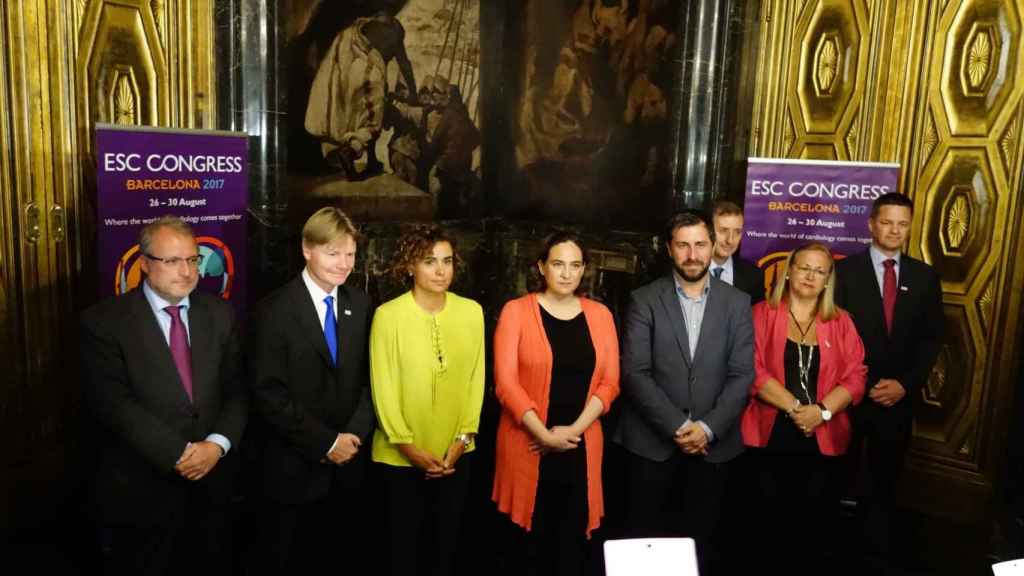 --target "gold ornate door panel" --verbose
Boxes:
[0,0,217,527]
[750,0,1024,520]
[899,0,1024,520]
[1,0,78,522]
[751,0,872,160]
